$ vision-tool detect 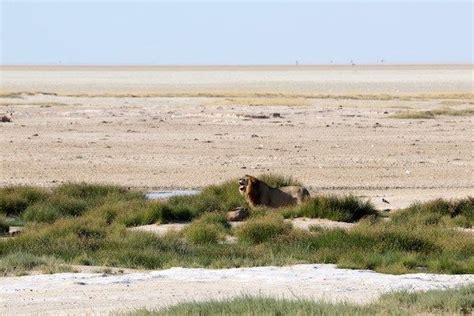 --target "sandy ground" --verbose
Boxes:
[1,264,472,315]
[1,65,473,210]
